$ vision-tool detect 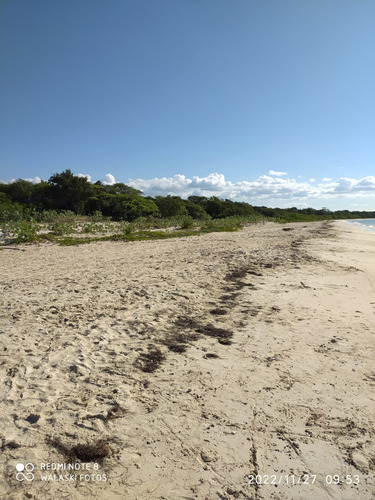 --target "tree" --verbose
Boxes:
[185,201,209,219]
[117,195,159,221]
[205,197,226,218]
[154,195,188,218]
[30,181,51,209]
[6,179,34,204]
[48,169,92,213]
[103,183,142,196]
